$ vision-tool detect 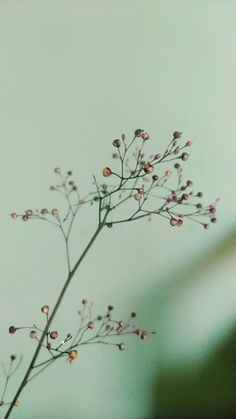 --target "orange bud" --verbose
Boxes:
[103,167,112,177]
[41,305,49,314]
